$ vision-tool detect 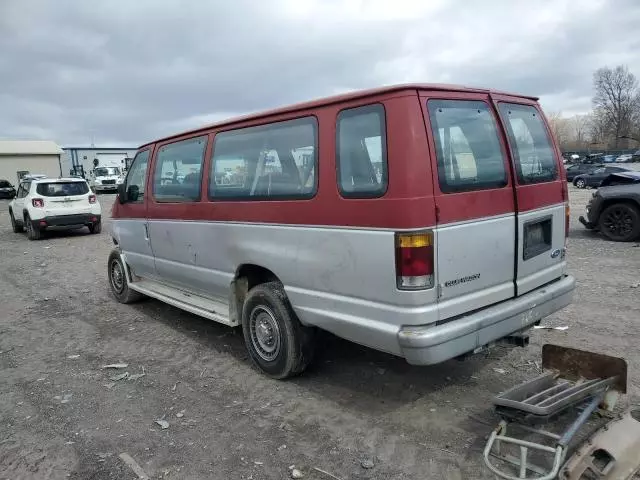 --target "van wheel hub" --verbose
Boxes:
[250,306,281,361]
